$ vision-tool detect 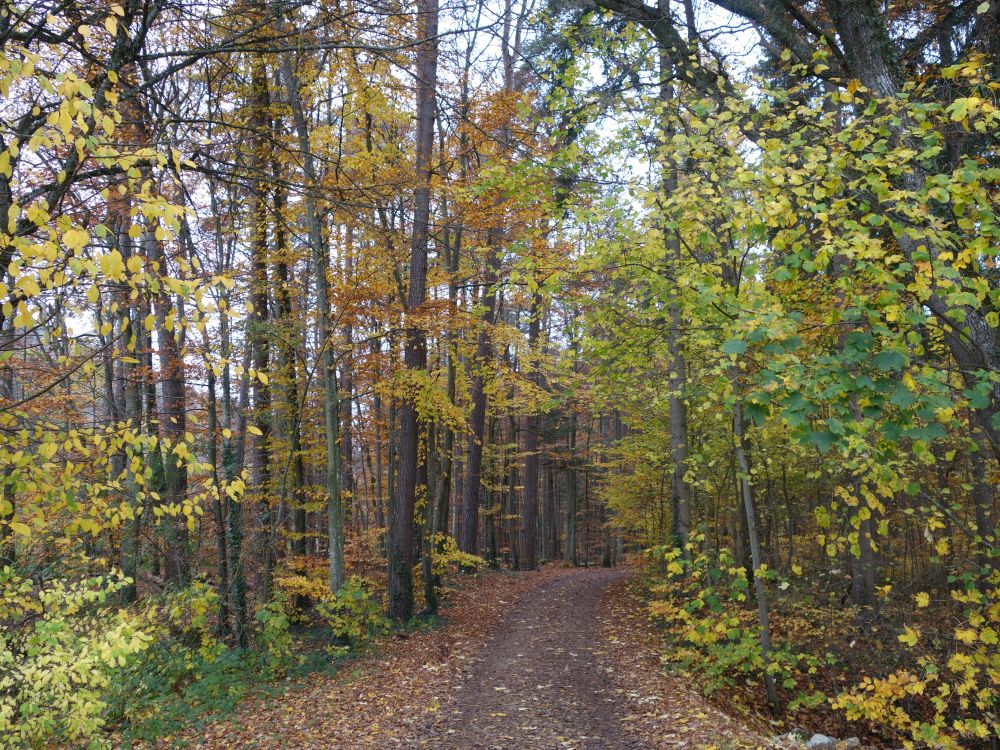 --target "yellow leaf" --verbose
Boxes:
[16,275,40,297]
[100,250,125,279]
[63,227,90,252]
[899,626,920,647]
[247,425,263,436]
